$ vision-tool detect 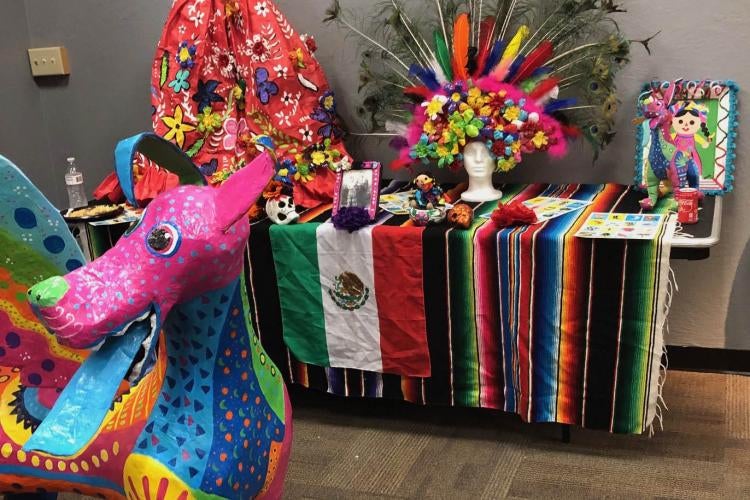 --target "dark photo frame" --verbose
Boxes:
[332,161,381,220]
